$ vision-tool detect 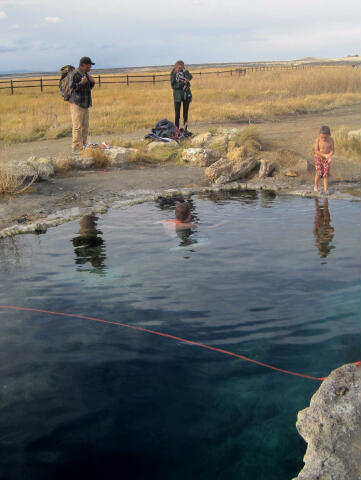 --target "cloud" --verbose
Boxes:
[0,0,40,4]
[0,10,7,18]
[44,16,63,24]
[1,0,361,72]
[0,45,17,53]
